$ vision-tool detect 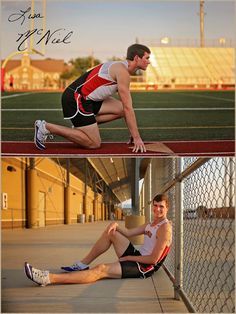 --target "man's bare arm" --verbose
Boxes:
[106,221,147,237]
[112,64,146,153]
